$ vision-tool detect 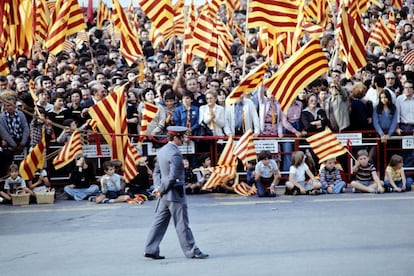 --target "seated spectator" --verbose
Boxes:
[384,154,413,192]
[184,157,198,194]
[2,164,33,203]
[319,158,346,194]
[28,168,53,193]
[350,150,384,193]
[193,154,212,193]
[63,155,99,201]
[94,161,130,204]
[126,157,154,200]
